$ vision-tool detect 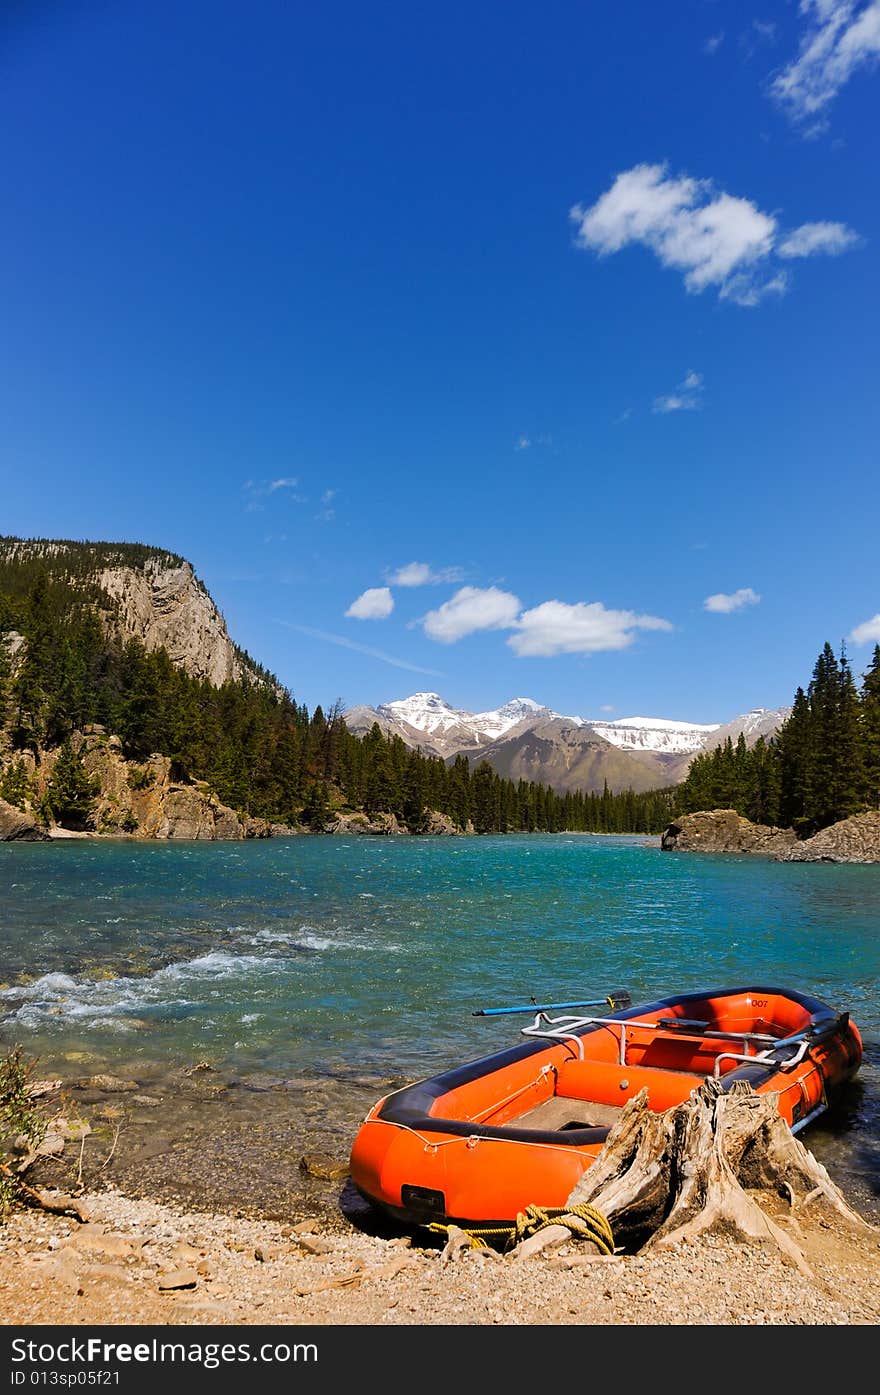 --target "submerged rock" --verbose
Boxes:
[299,1152,350,1181]
[78,1075,139,1093]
